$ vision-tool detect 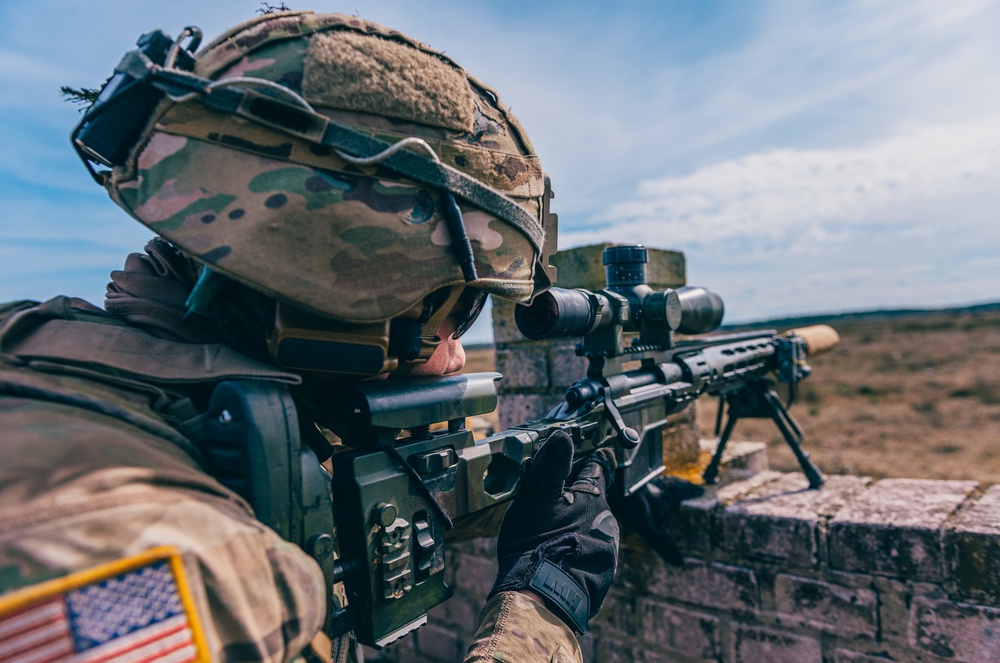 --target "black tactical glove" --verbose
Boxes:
[489,431,619,633]
[608,475,704,566]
